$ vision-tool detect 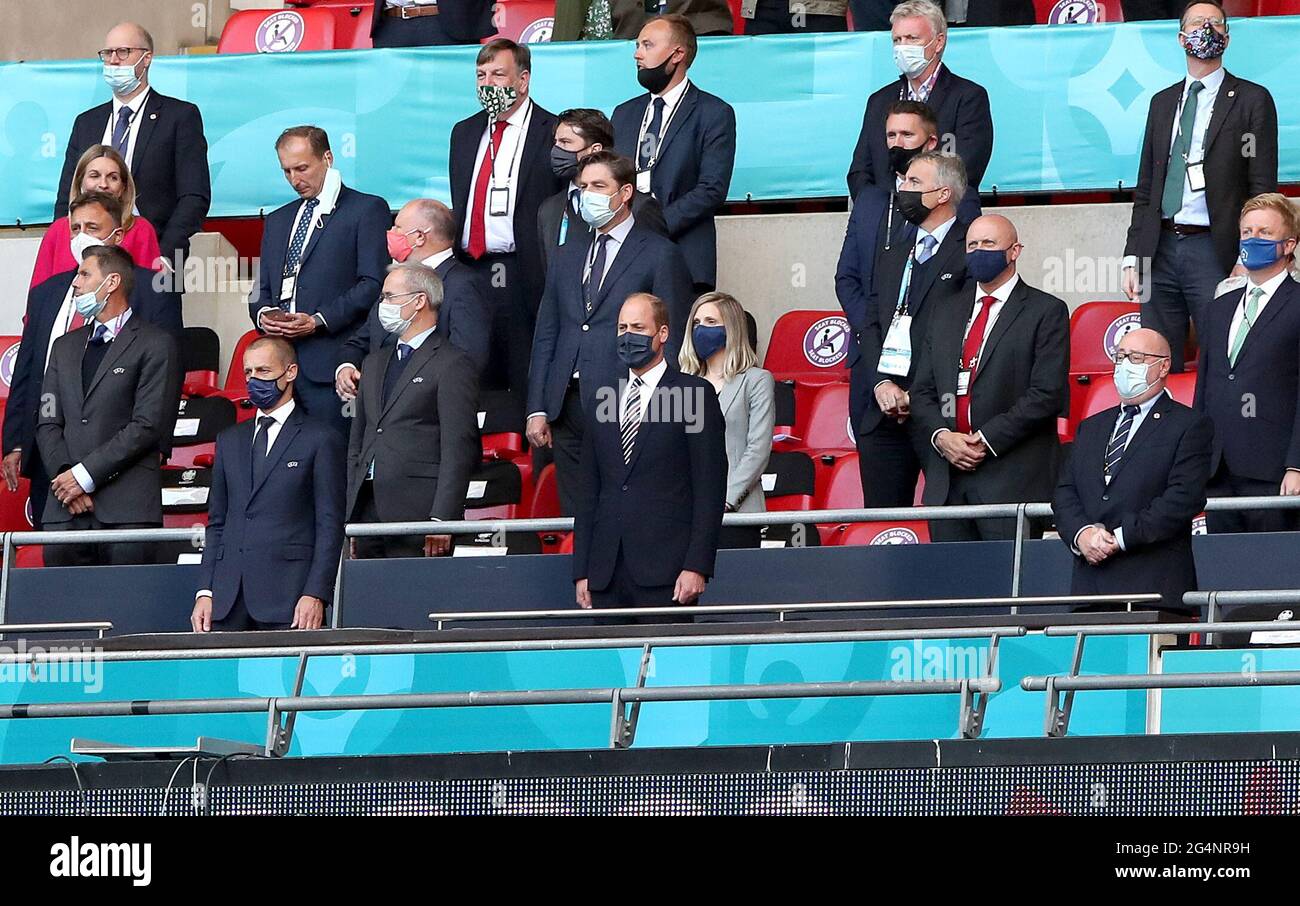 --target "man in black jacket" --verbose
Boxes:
[846,0,992,199]
[1121,2,1278,372]
[371,0,495,47]
[910,214,1070,541]
[55,22,210,268]
[1055,328,1213,614]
